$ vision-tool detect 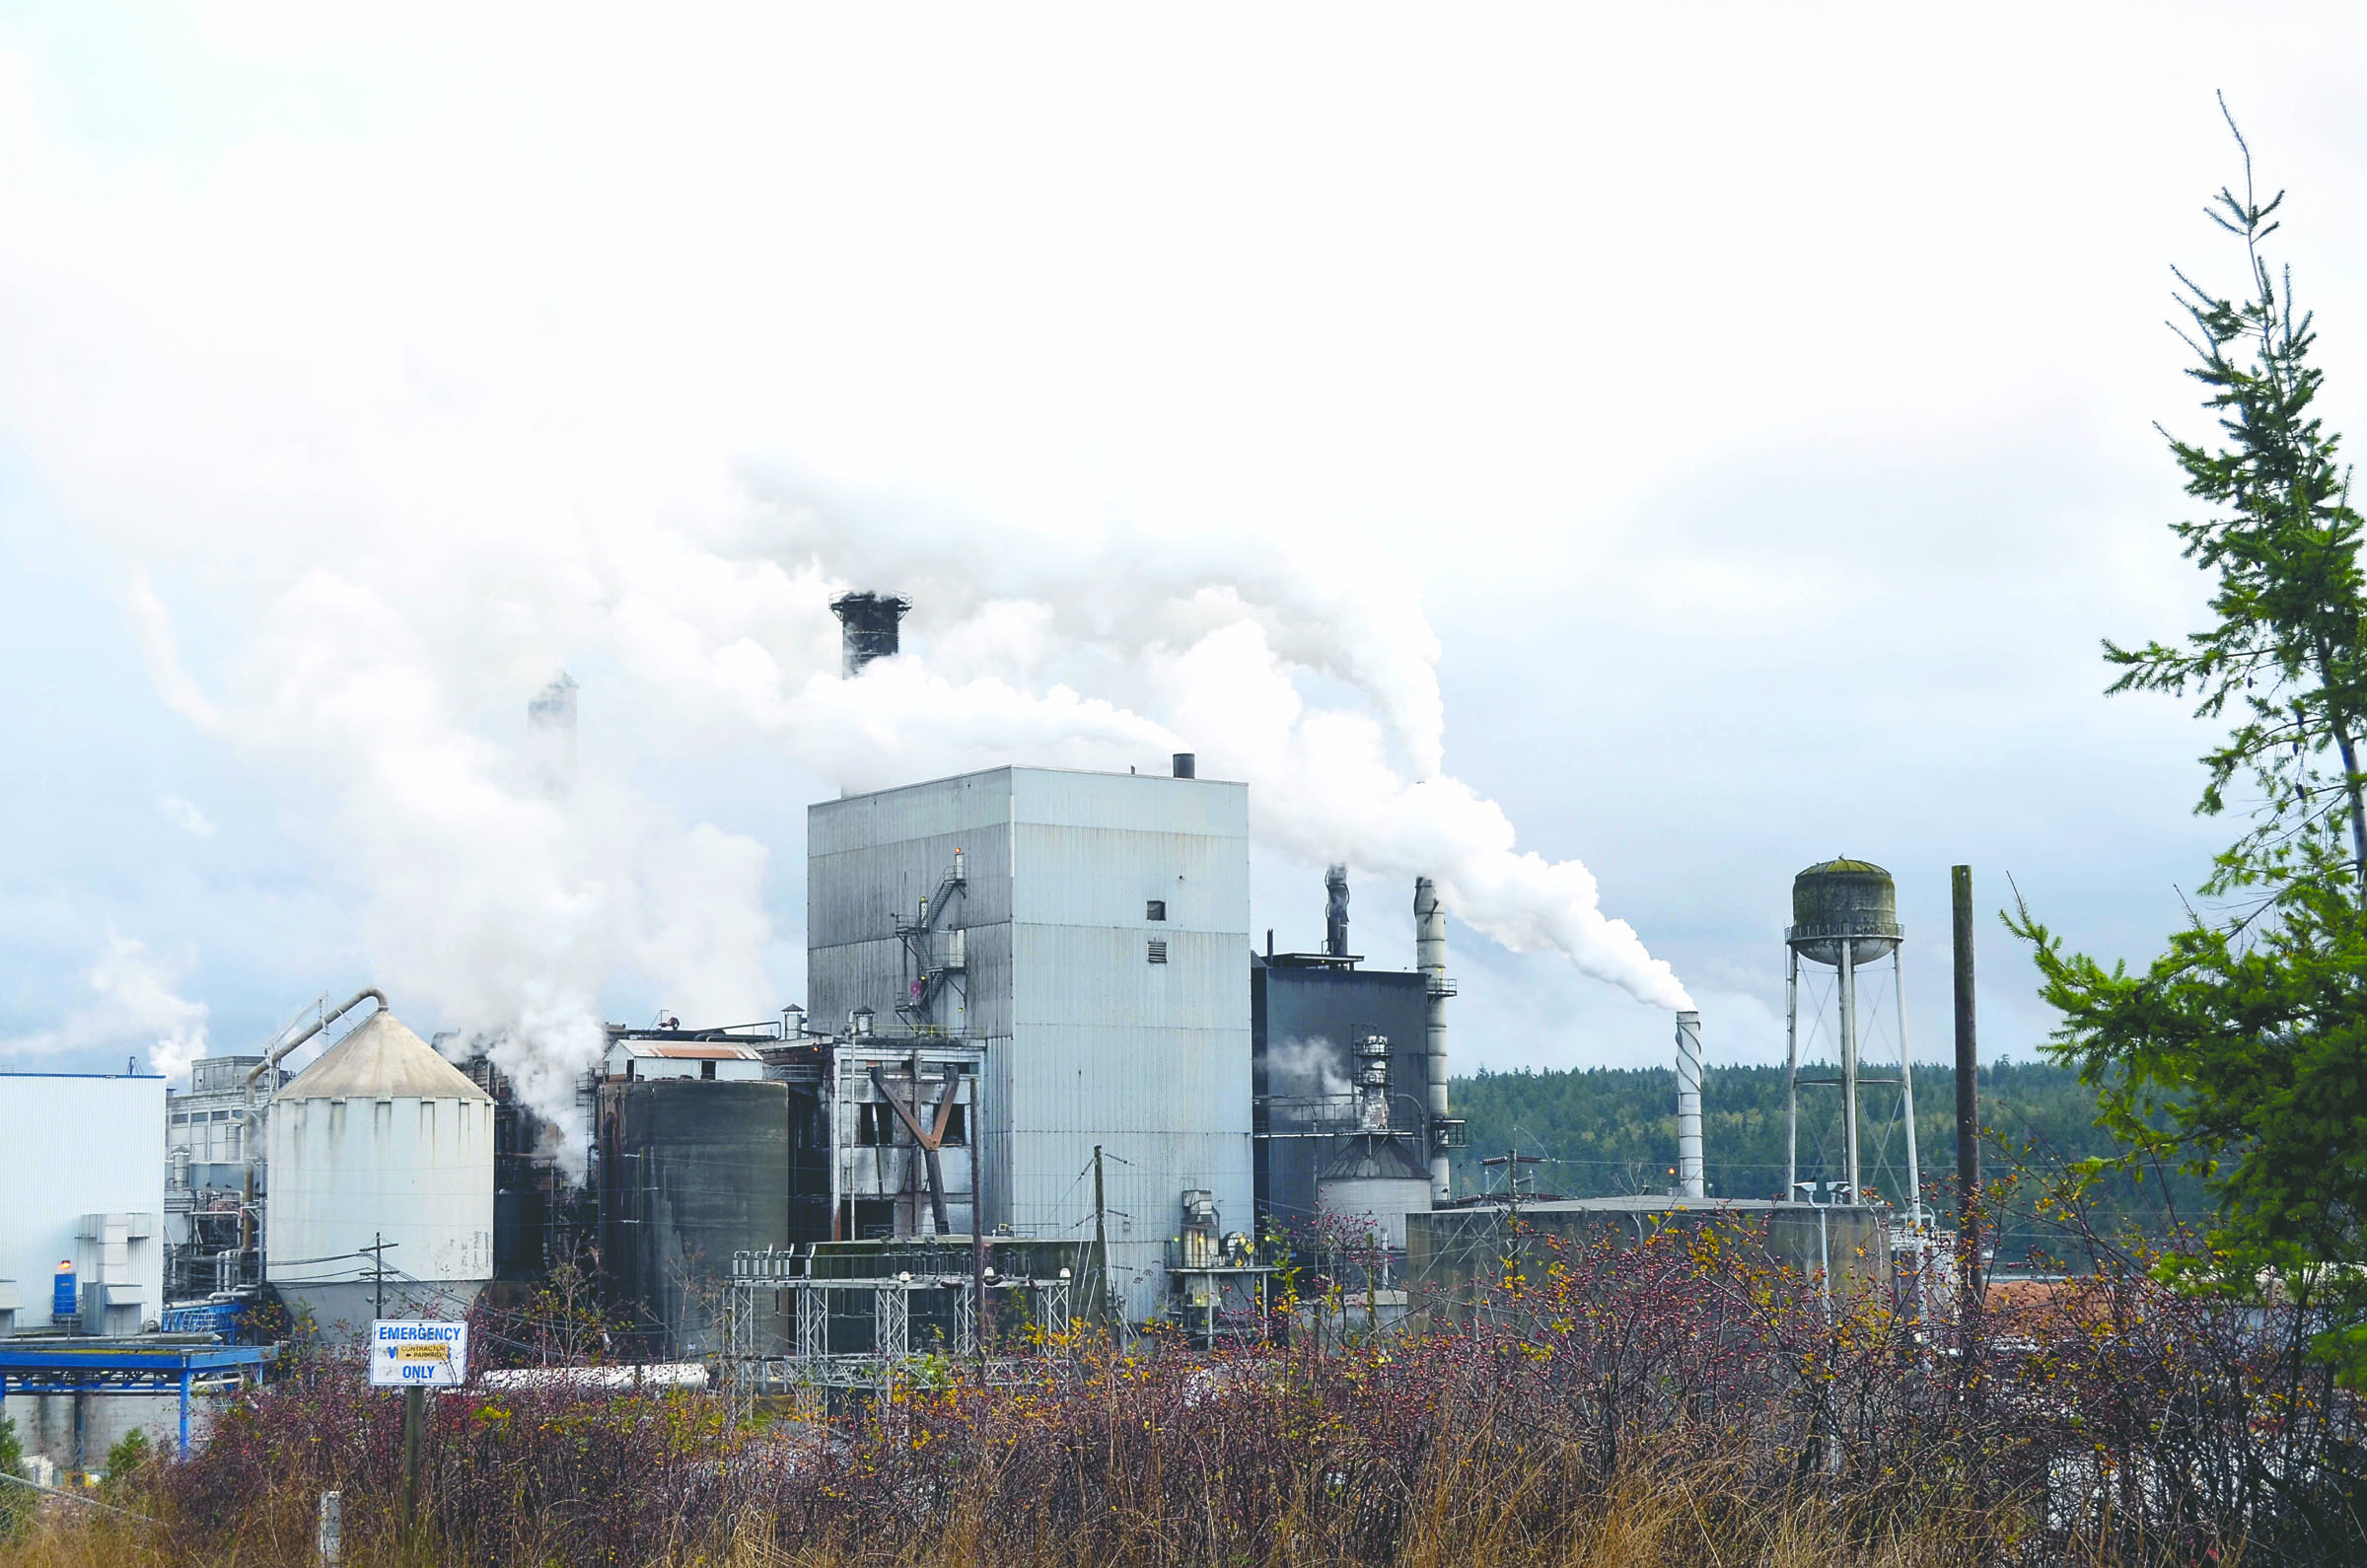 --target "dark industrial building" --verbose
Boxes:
[1253,867,1462,1252]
